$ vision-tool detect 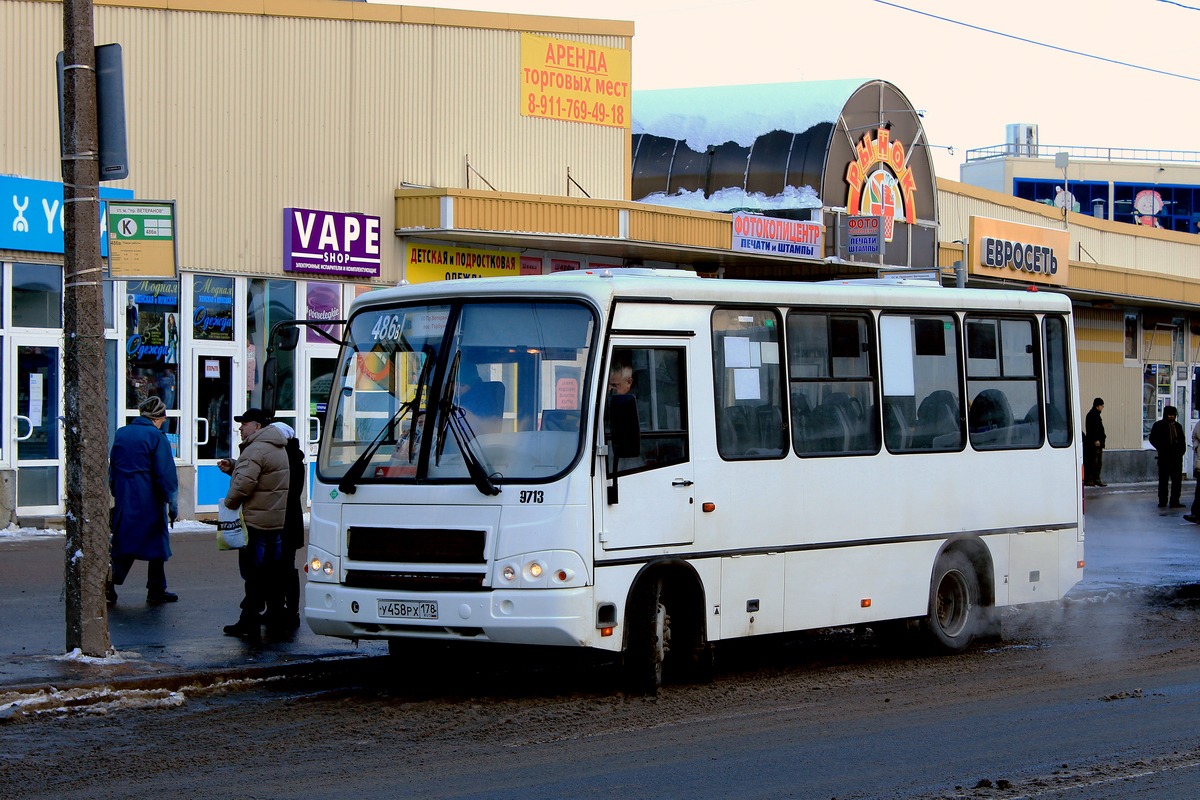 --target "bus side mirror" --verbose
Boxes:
[608,393,640,458]
[261,356,280,417]
[276,326,301,352]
